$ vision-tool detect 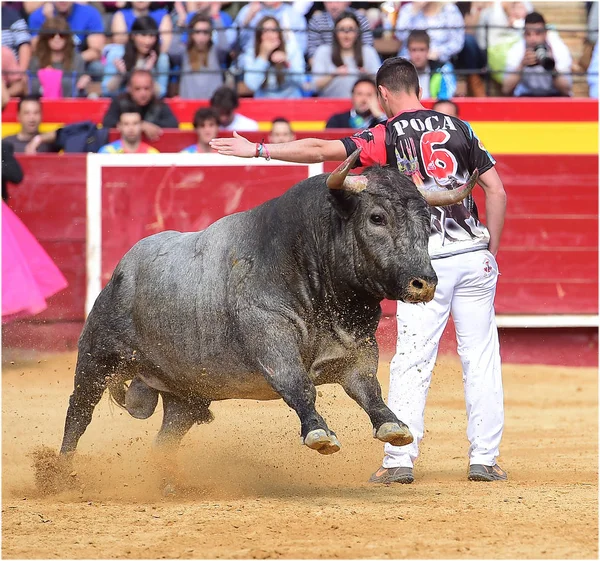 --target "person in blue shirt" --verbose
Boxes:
[111,1,173,54]
[28,2,105,80]
[180,107,219,153]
